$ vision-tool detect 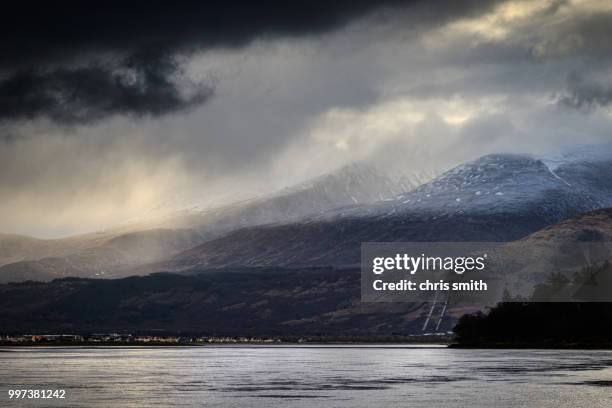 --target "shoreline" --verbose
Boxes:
[449,343,612,350]
[4,343,612,350]
[0,342,451,349]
